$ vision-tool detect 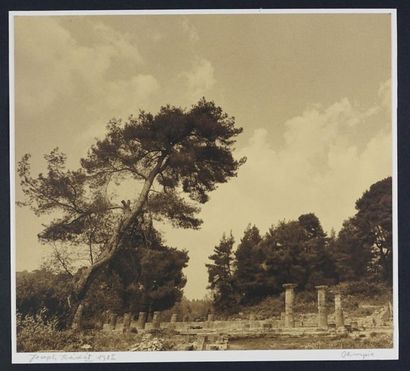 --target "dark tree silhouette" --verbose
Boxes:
[354,177,392,282]
[232,215,337,304]
[333,177,392,282]
[233,225,265,304]
[206,233,237,313]
[331,218,373,281]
